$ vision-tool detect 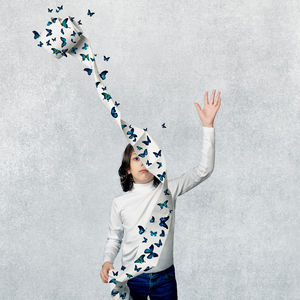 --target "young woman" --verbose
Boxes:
[100,90,221,299]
